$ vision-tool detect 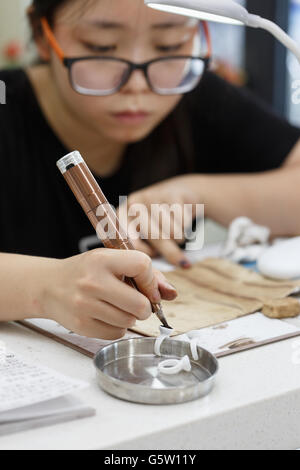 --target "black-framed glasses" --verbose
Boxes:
[64,55,210,96]
[41,17,211,96]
